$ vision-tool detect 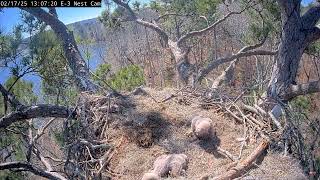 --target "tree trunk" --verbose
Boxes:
[21,8,98,92]
[267,11,308,100]
[266,1,320,118]
[168,41,194,85]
